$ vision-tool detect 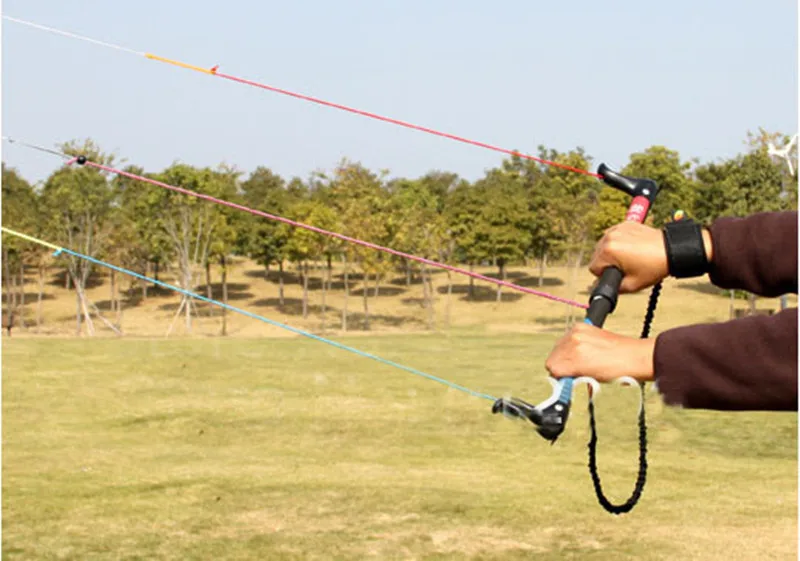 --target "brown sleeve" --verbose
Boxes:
[653,308,797,411]
[708,211,798,296]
